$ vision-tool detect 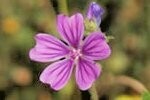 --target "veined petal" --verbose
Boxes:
[75,58,101,90]
[40,59,74,90]
[29,33,69,62]
[82,32,111,61]
[57,13,84,48]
